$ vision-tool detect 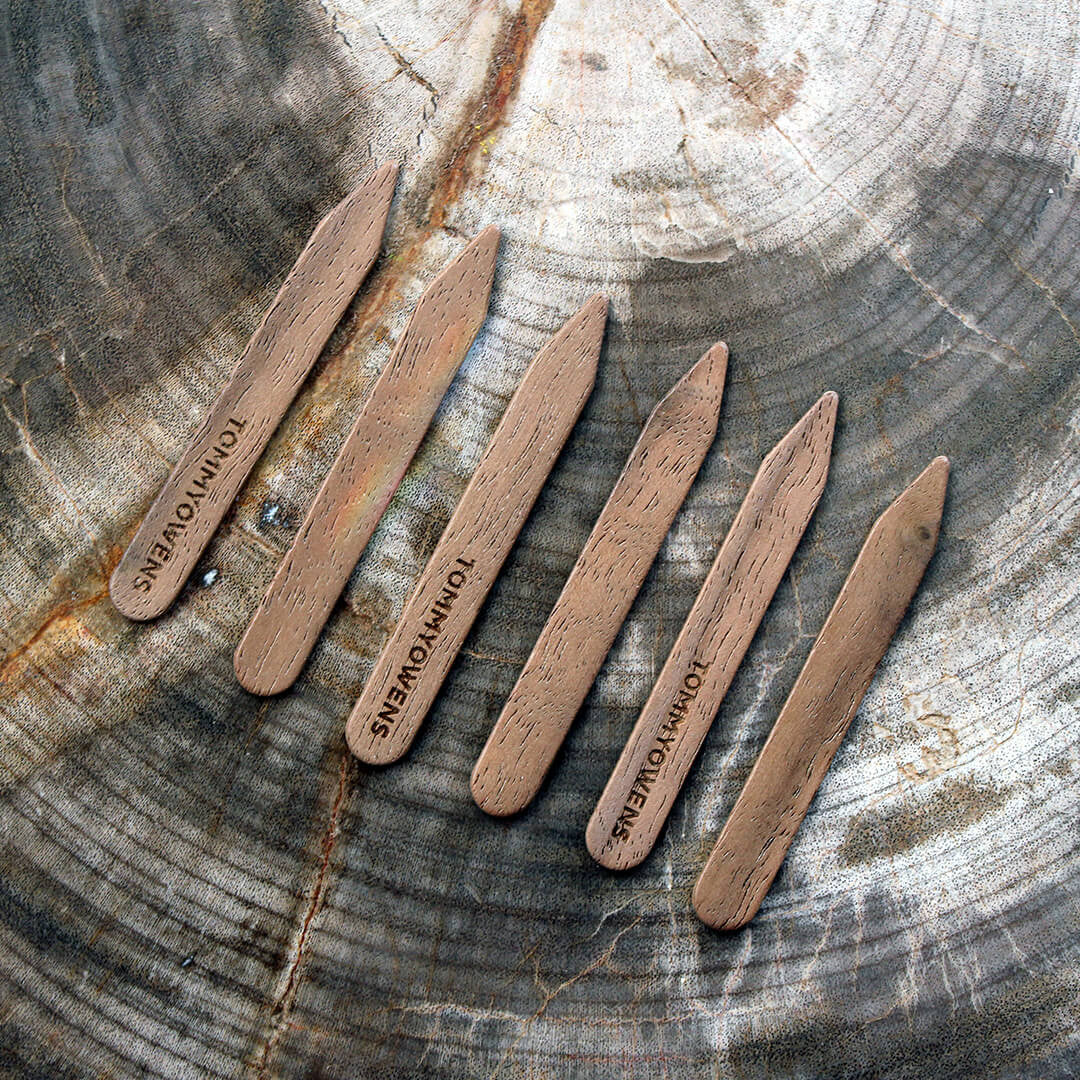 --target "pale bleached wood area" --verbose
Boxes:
[1,0,1078,1076]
